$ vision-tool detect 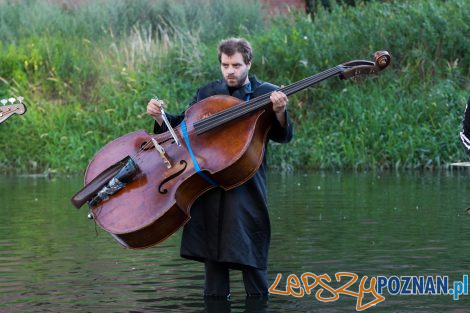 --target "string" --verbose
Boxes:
[194,66,342,134]
[195,66,342,133]
[131,65,344,161]
[130,125,197,162]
